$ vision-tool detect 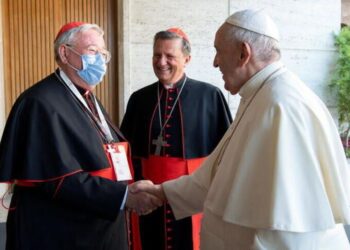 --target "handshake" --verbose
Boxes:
[125,180,165,215]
